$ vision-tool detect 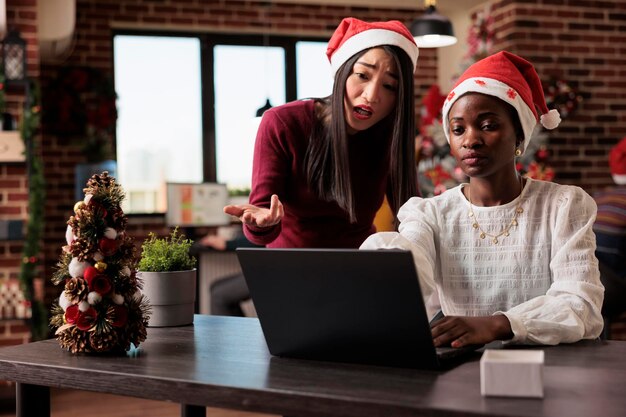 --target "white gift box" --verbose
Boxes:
[480,349,544,398]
